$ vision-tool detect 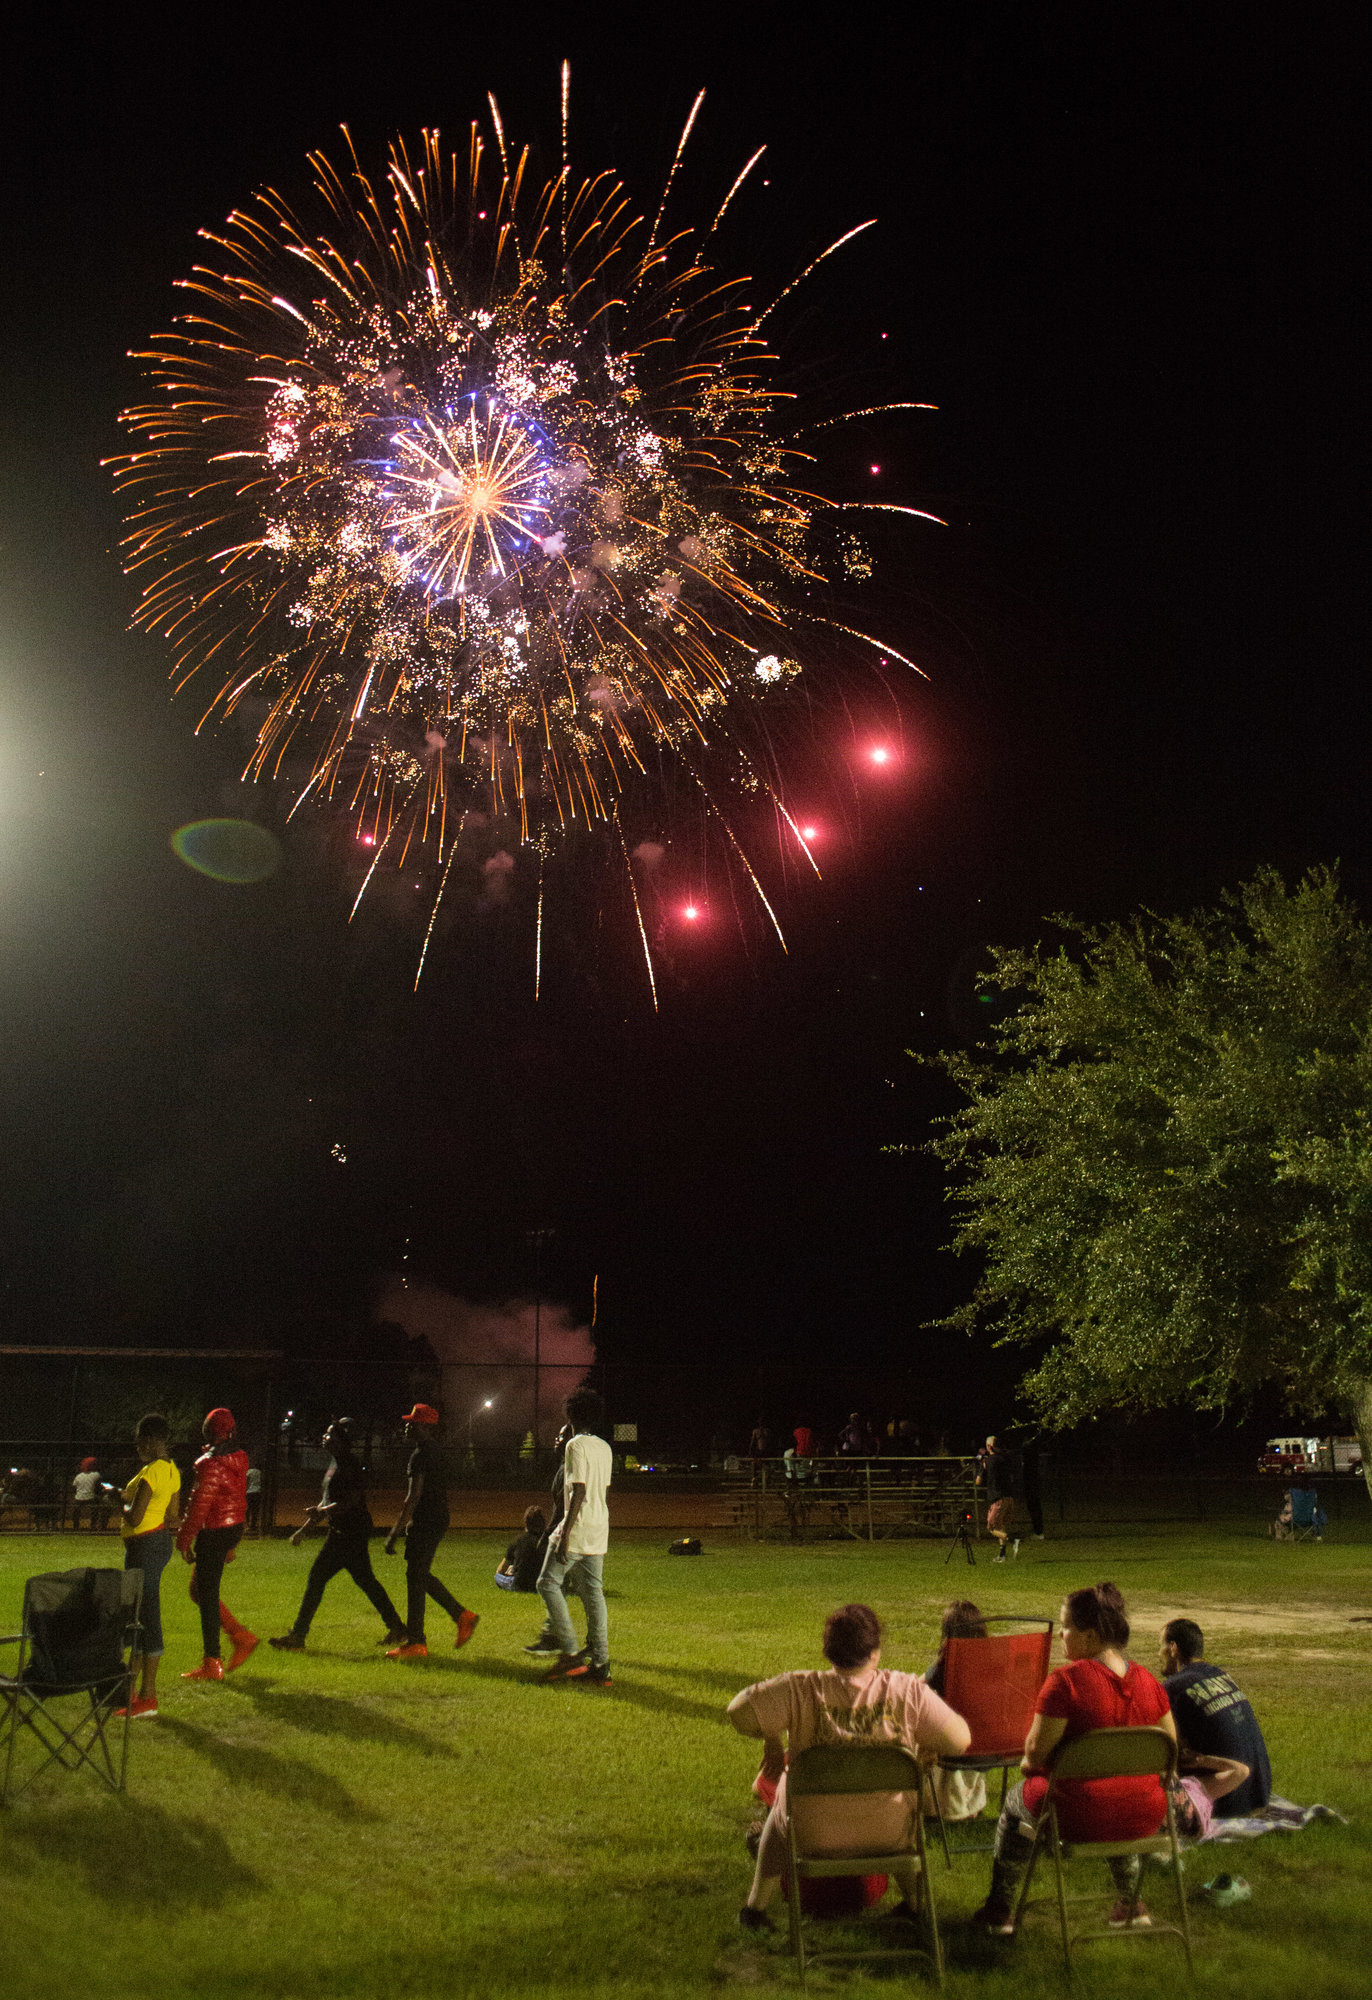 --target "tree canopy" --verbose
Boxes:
[925,868,1372,1482]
